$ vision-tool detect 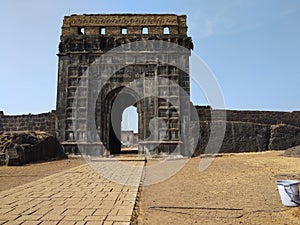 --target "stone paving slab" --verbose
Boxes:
[0,160,144,225]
